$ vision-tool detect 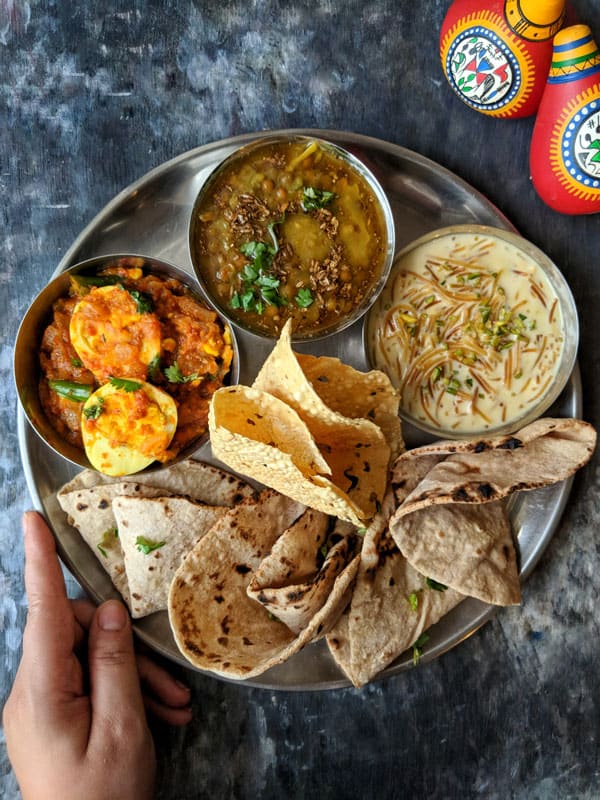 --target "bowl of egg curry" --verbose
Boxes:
[14,254,238,476]
[365,225,578,439]
[189,134,395,340]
